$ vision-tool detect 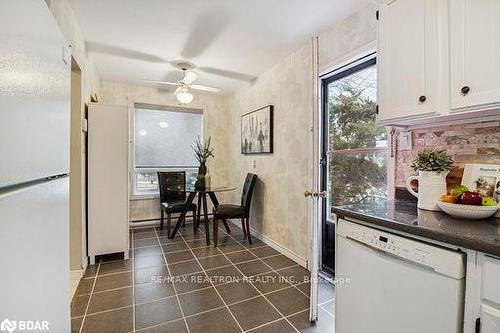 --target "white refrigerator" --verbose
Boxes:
[0,1,71,331]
